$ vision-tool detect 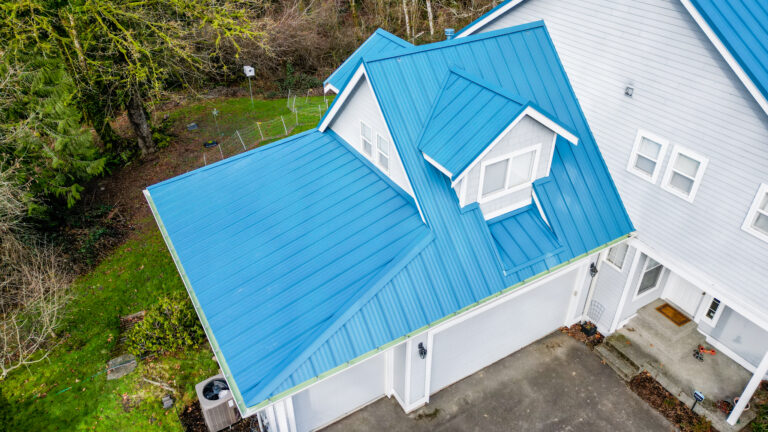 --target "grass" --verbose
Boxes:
[2,227,219,431]
[2,93,336,431]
